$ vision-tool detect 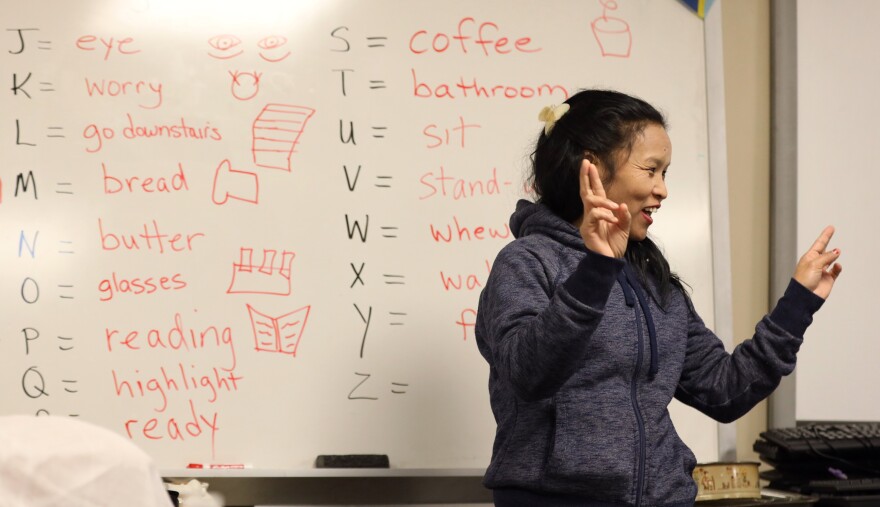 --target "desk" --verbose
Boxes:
[163,468,491,506]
